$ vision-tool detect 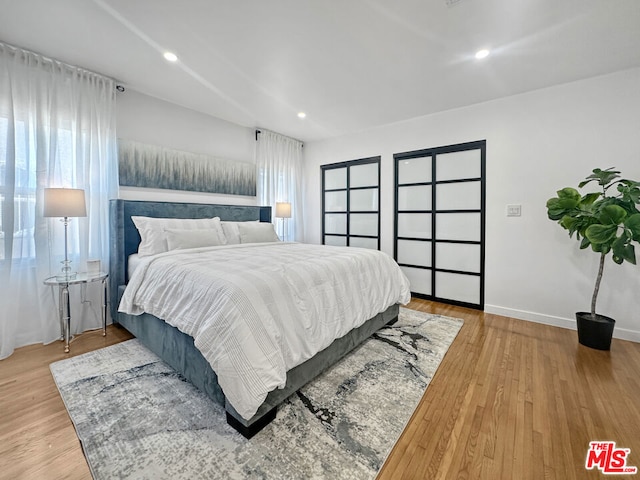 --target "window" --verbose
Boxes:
[0,116,80,261]
[321,157,380,250]
[0,117,36,261]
